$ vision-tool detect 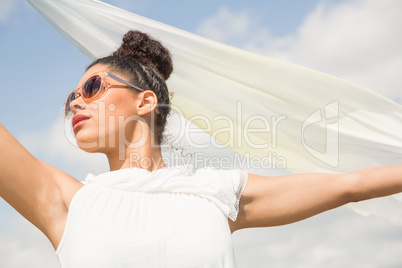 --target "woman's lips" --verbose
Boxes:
[72,114,90,131]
